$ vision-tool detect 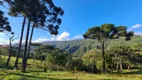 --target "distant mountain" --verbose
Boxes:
[42,36,142,57]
